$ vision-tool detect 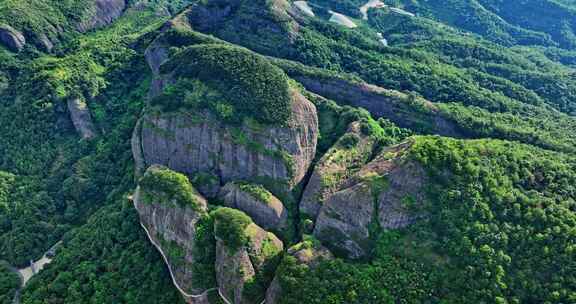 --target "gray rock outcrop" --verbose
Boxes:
[219,182,289,232]
[133,166,210,296]
[67,98,97,140]
[76,0,127,33]
[300,122,377,219]
[313,140,427,259]
[132,91,318,196]
[295,76,464,137]
[214,212,283,304]
[0,24,25,52]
